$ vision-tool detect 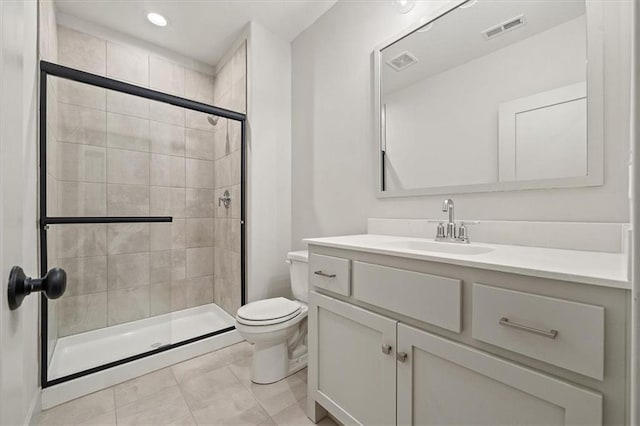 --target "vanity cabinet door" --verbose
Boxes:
[397,323,602,426]
[309,291,397,425]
